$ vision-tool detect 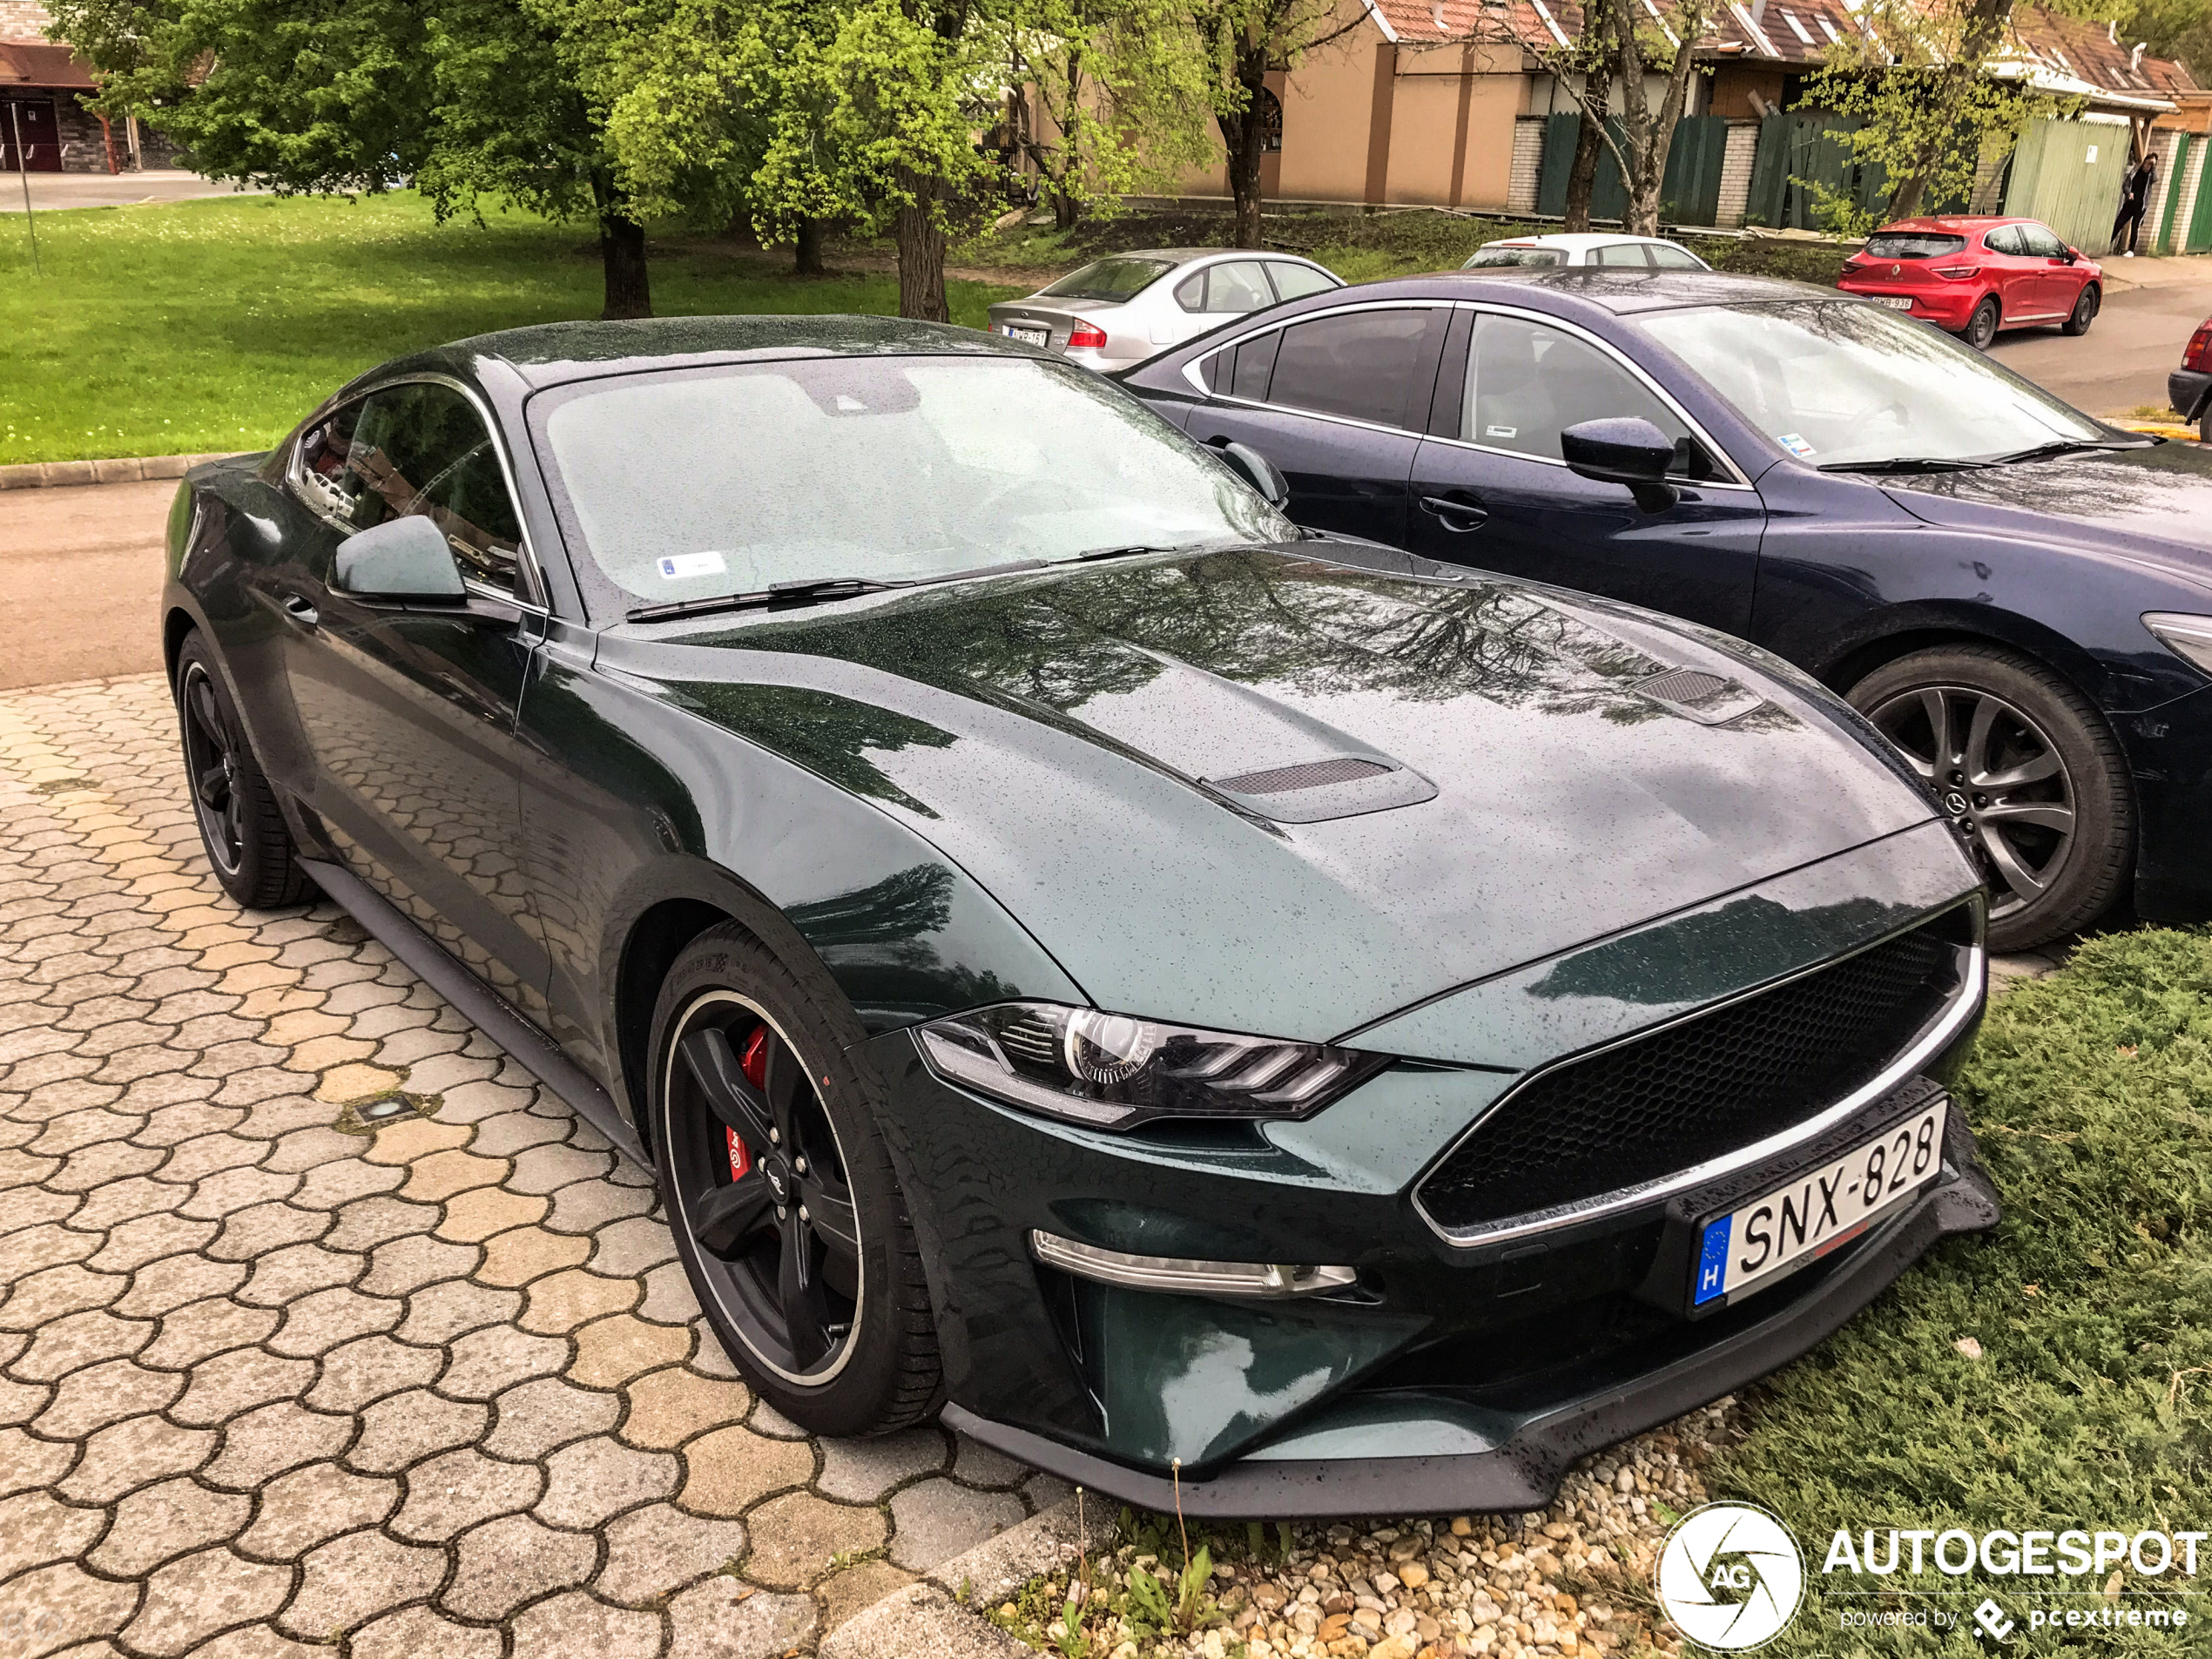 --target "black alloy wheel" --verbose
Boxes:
[1966,297,2001,351]
[651,924,941,1434]
[1851,645,2132,951]
[2062,283,2099,336]
[173,633,312,909]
